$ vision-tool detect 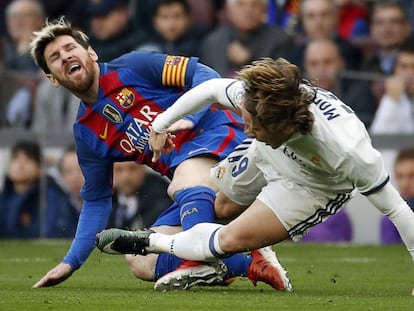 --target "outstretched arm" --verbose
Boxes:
[150,78,243,161]
[152,78,241,133]
[365,182,414,261]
